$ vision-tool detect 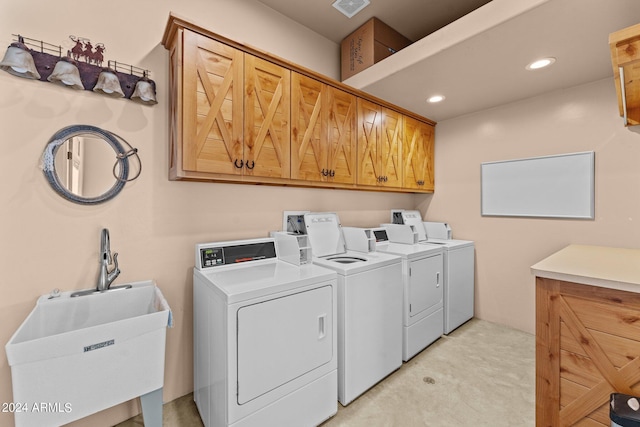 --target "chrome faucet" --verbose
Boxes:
[96,228,120,291]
